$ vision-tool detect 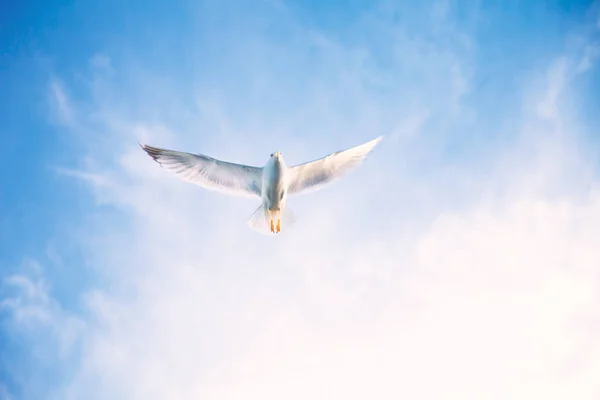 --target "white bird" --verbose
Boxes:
[139,136,382,234]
